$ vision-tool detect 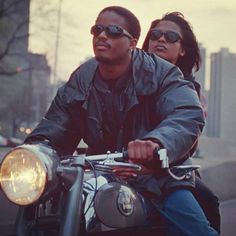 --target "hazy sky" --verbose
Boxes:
[30,0,236,83]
